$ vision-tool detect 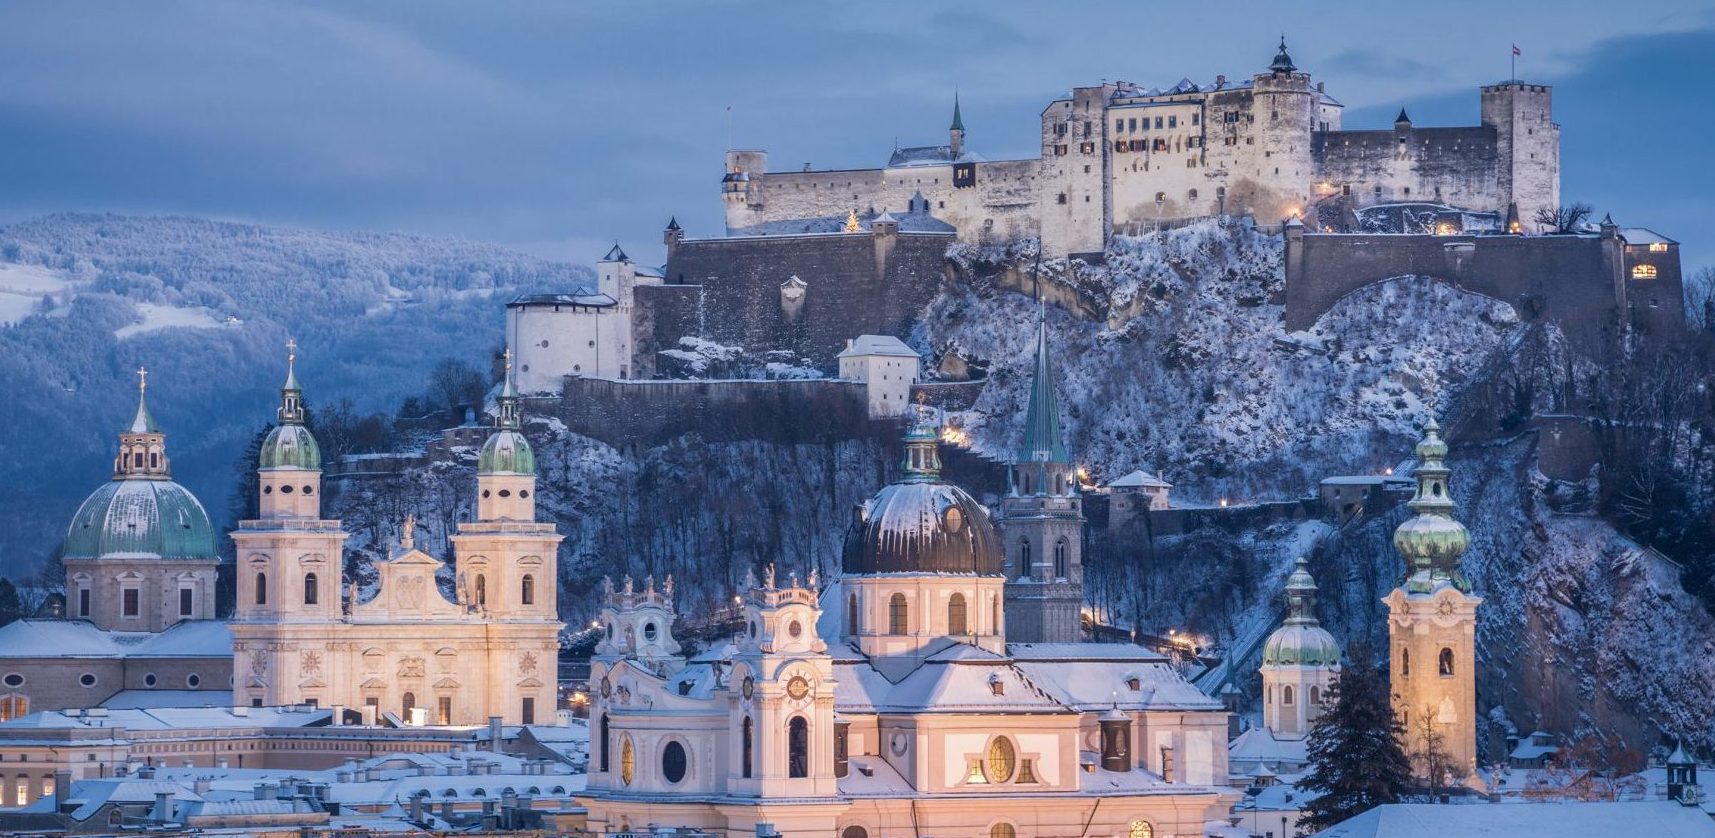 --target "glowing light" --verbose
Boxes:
[1383,467,1393,476]
[1219,498,1230,508]
[1649,242,1670,253]
[941,425,969,446]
